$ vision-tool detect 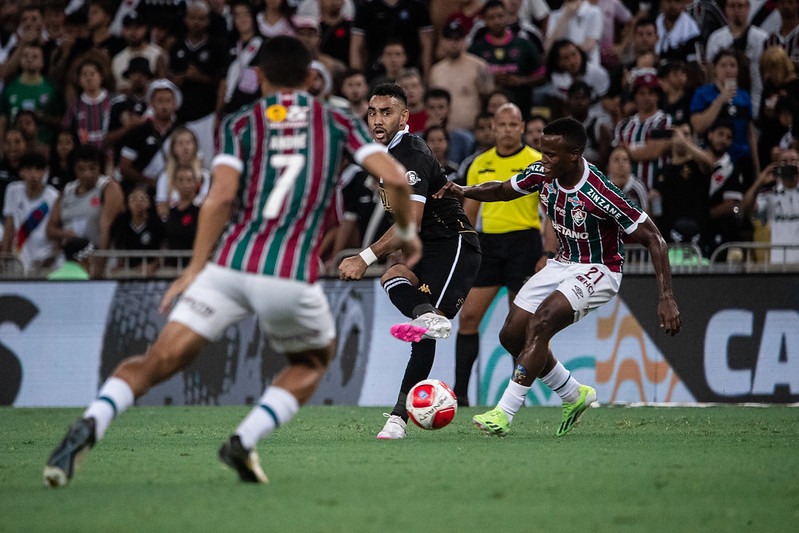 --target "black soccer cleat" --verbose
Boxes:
[43,417,97,488]
[218,435,269,484]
